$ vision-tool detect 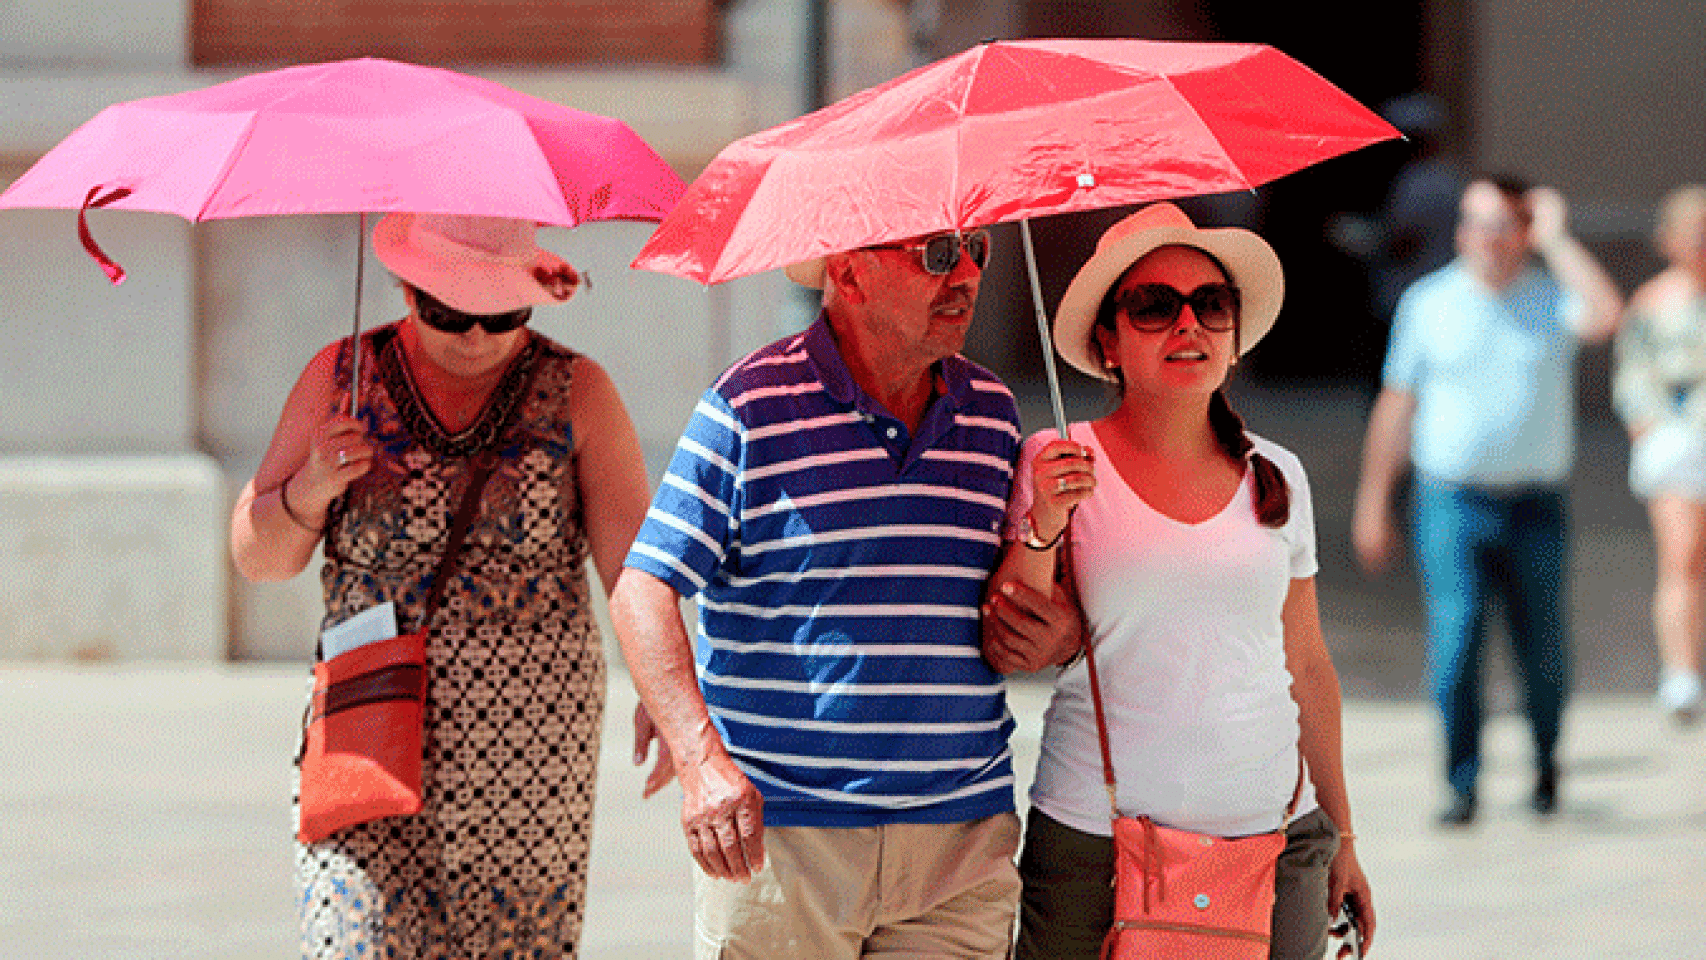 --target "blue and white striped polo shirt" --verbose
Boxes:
[624,316,1021,828]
